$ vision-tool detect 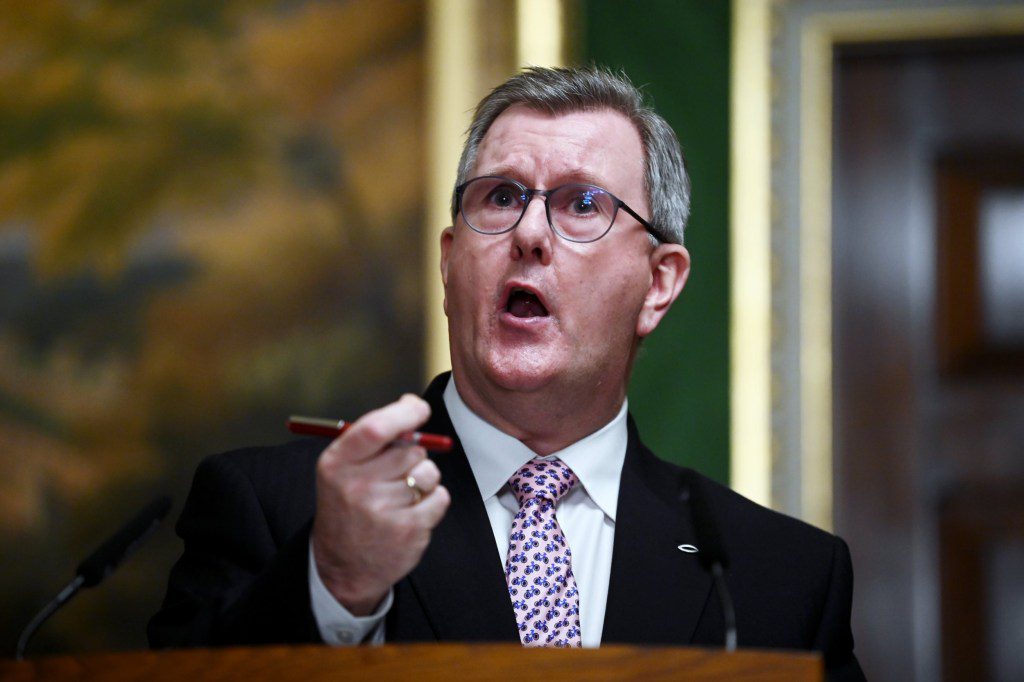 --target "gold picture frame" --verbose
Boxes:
[730,0,1024,529]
